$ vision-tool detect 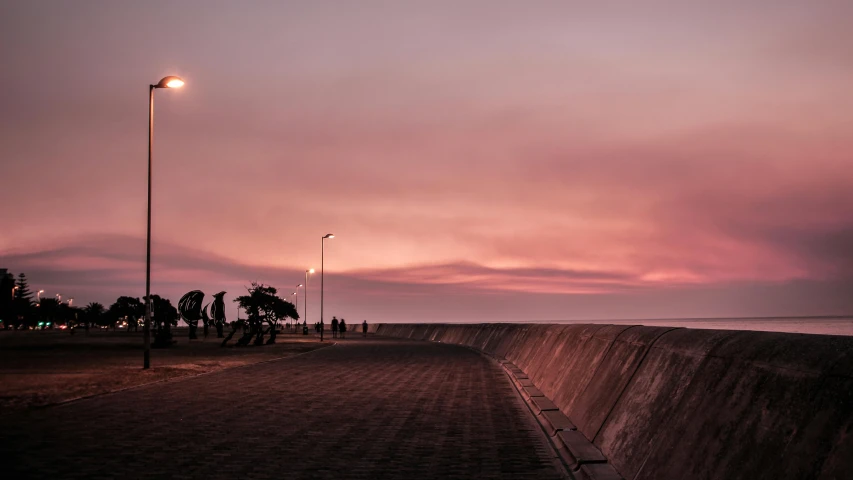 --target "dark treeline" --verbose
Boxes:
[1,272,304,351]
[0,271,178,332]
[0,270,305,348]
